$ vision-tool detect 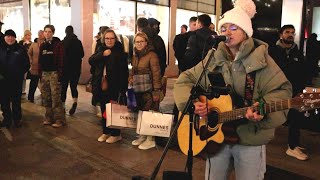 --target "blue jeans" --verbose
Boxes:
[205,144,266,180]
